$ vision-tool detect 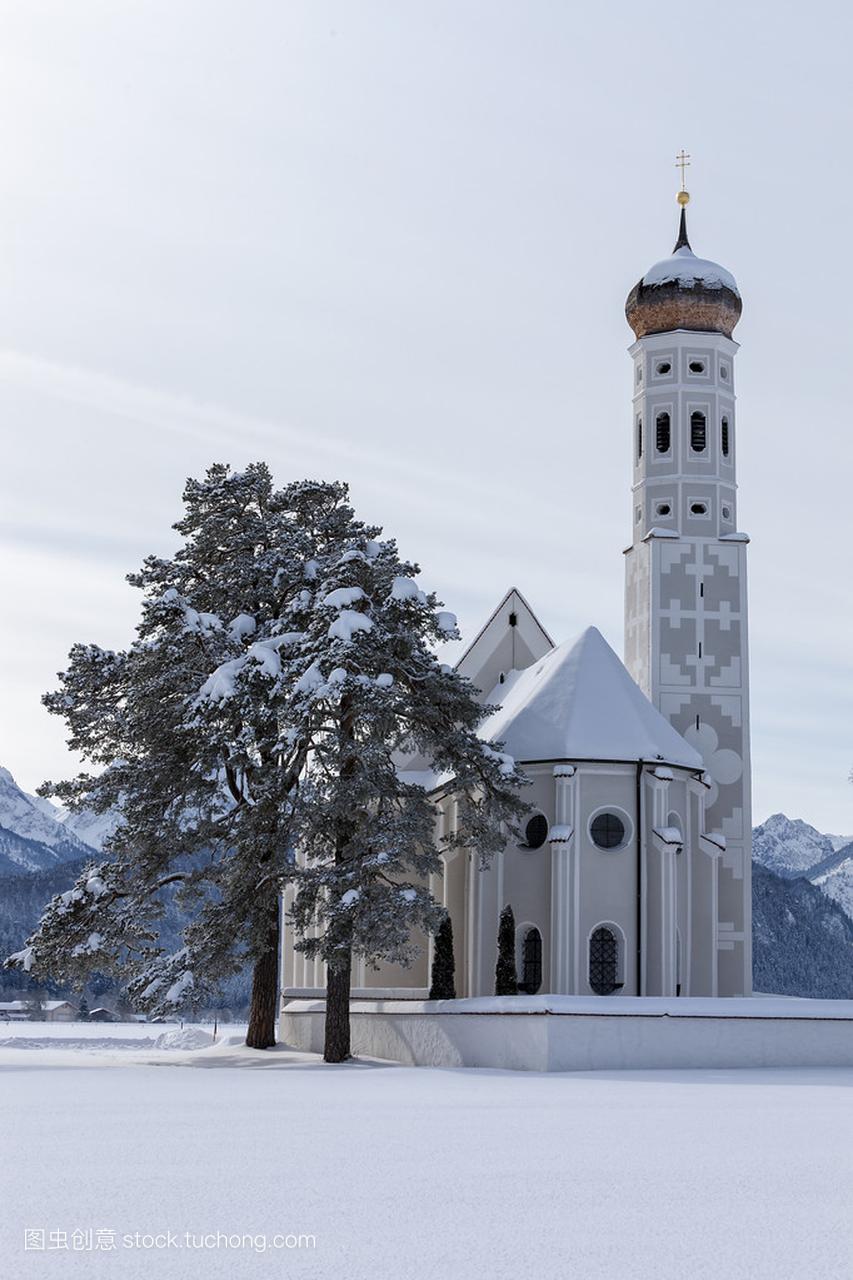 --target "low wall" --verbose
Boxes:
[280,995,853,1071]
